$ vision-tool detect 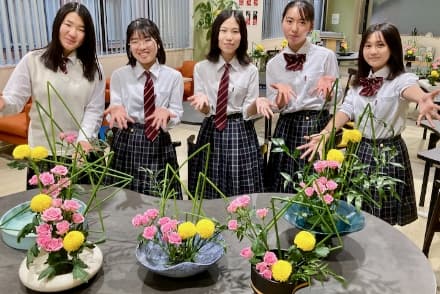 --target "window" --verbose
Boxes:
[0,0,191,66]
[262,0,326,39]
